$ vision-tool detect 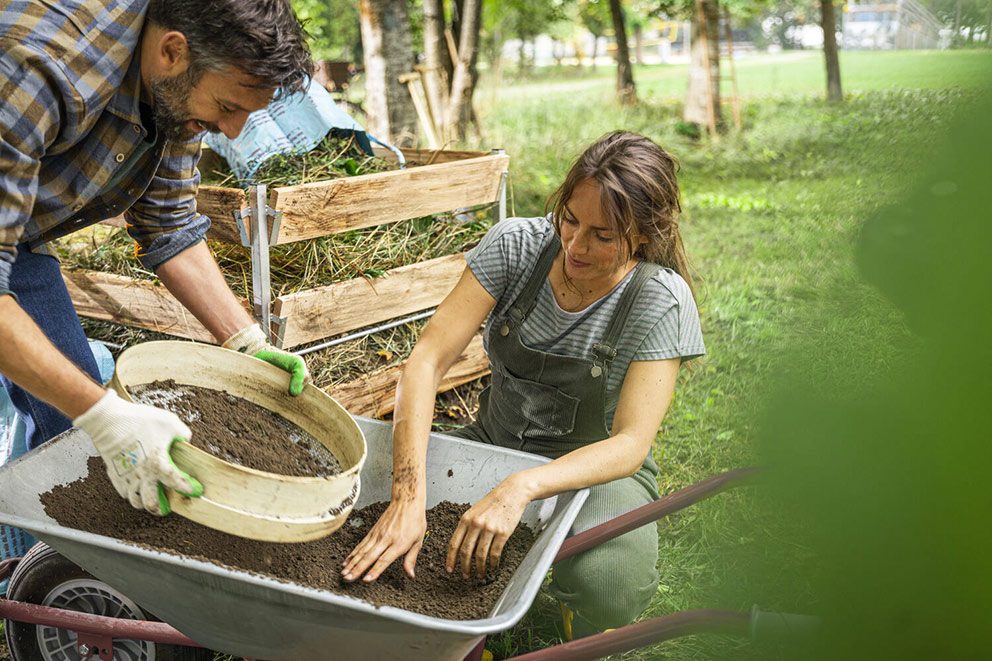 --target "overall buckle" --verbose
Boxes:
[591,343,617,361]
